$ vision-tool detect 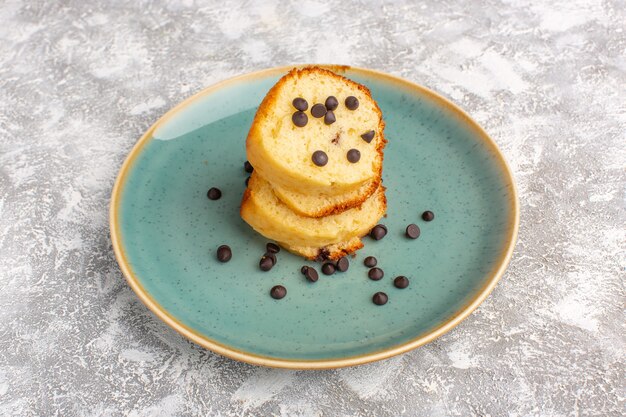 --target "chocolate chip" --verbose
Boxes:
[364,256,377,267]
[422,211,435,221]
[216,245,232,262]
[245,176,250,187]
[266,242,280,253]
[322,263,336,275]
[373,292,388,305]
[347,149,361,163]
[361,130,375,143]
[368,267,384,280]
[292,111,308,127]
[304,267,319,282]
[345,96,359,110]
[394,276,410,289]
[336,257,349,272]
[301,265,309,274]
[264,252,277,265]
[260,255,274,271]
[292,97,308,111]
[369,224,387,240]
[312,150,328,167]
[325,96,338,110]
[207,187,221,200]
[311,103,327,118]
[406,224,420,239]
[324,110,336,125]
[270,285,287,299]
[244,161,253,173]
